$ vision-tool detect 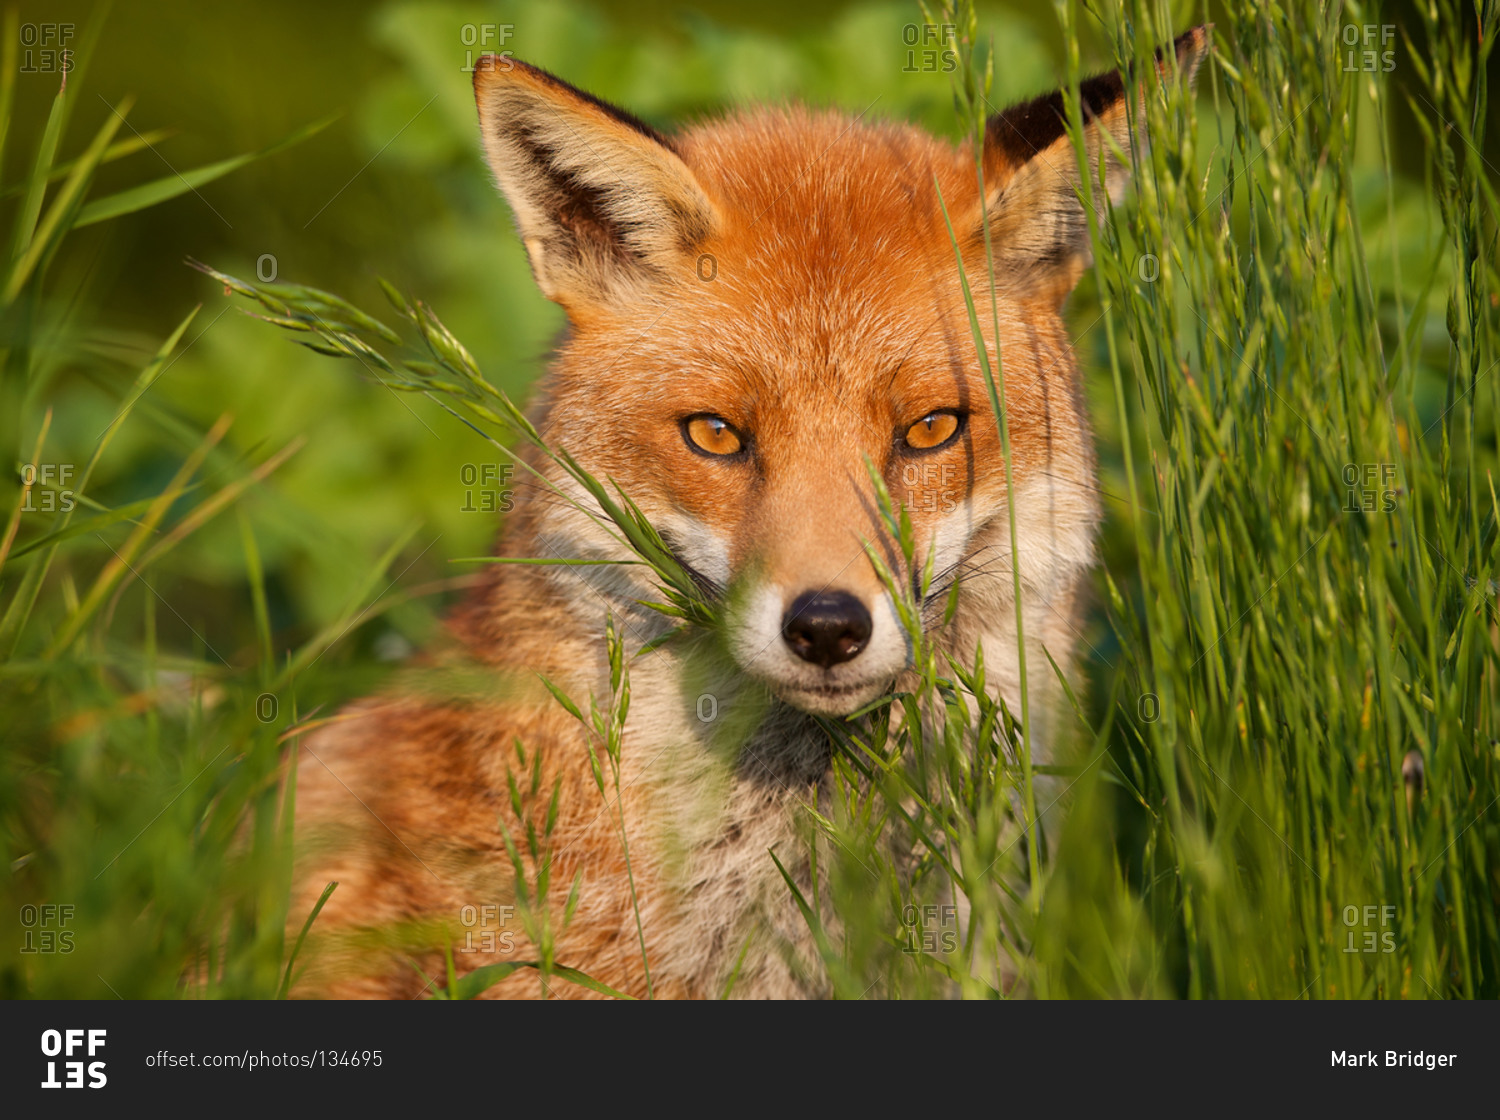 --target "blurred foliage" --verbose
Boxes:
[3,0,1497,997]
